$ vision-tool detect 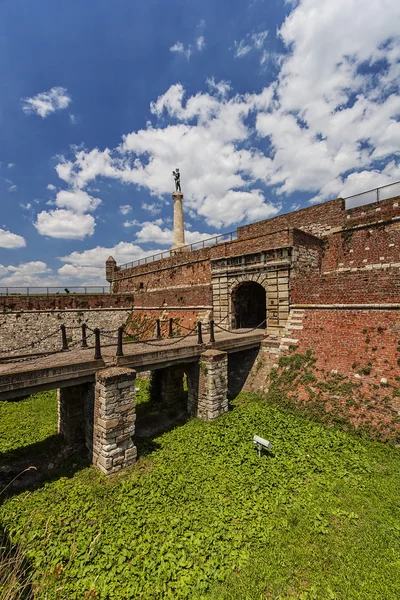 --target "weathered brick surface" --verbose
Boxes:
[296,309,400,384]
[292,270,400,304]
